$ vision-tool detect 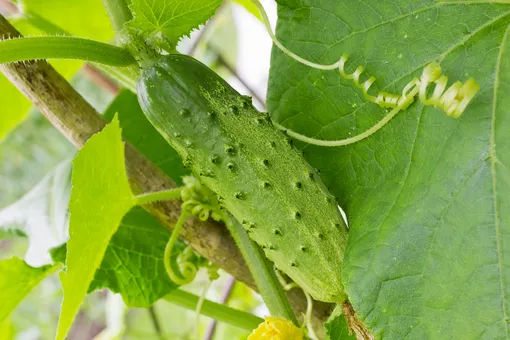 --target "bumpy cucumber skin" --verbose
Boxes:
[137,55,348,303]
